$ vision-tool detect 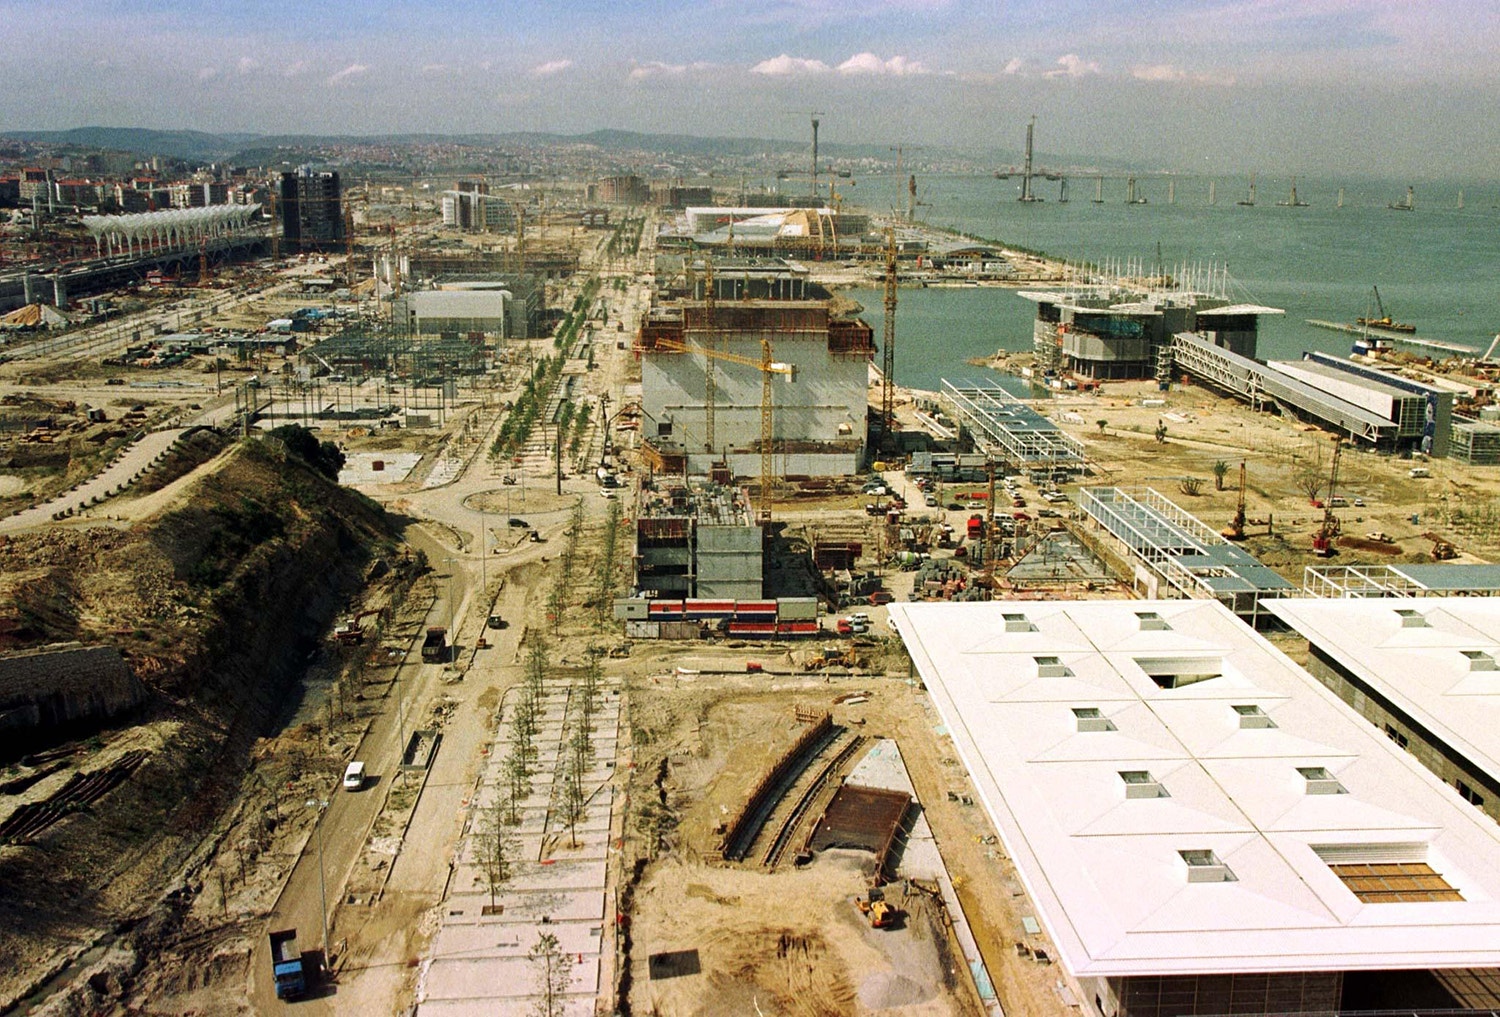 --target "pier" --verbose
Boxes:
[1305,318,1478,356]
